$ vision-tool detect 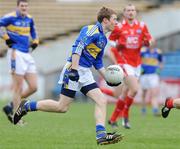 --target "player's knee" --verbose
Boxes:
[129,88,138,97]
